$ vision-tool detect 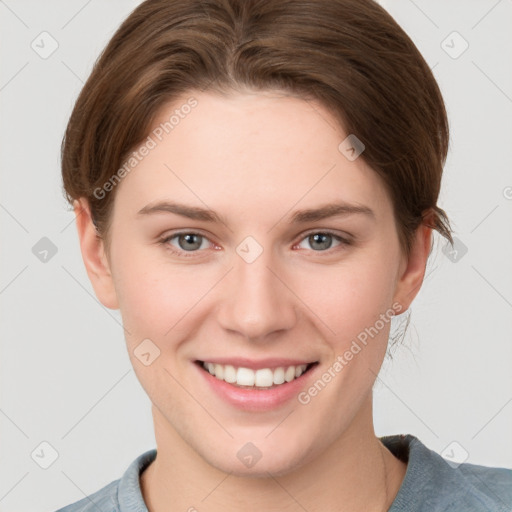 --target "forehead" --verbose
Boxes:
[113,90,392,221]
